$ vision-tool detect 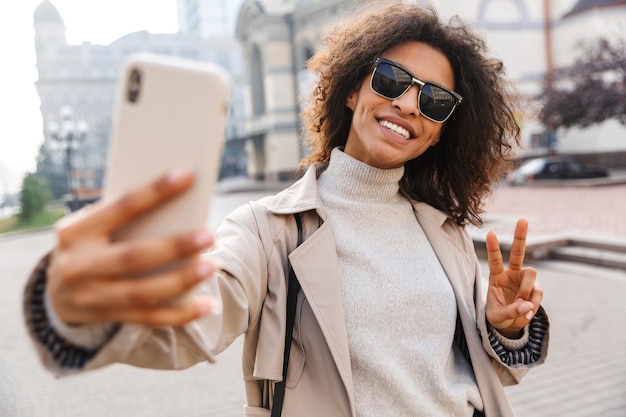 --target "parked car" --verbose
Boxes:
[507,156,609,186]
